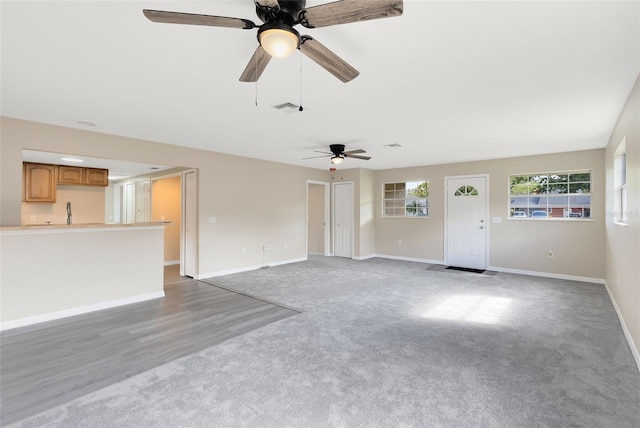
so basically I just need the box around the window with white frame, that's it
[614,139,627,223]
[383,181,429,217]
[509,171,591,219]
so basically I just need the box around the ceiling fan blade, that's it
[343,149,366,155]
[345,154,371,161]
[313,150,333,155]
[300,0,403,28]
[299,37,359,83]
[303,155,331,160]
[143,9,256,29]
[239,46,272,82]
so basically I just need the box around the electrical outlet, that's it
[263,244,271,251]
[548,249,554,258]
[398,239,402,246]
[29,215,37,223]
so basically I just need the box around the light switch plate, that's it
[208,216,217,224]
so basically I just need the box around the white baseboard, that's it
[488,265,605,284]
[603,281,640,372]
[198,257,308,280]
[368,254,444,265]
[164,260,180,266]
[0,291,166,331]
[352,254,376,261]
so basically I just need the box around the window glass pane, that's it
[569,173,590,182]
[548,183,568,194]
[549,174,568,183]
[569,183,590,194]
[510,176,529,195]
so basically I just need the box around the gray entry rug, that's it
[12,256,640,428]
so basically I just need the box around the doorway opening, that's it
[307,181,330,257]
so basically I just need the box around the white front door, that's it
[333,182,353,258]
[446,176,487,270]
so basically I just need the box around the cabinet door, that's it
[57,165,84,184]
[24,163,56,202]
[84,168,108,186]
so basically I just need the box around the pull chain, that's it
[299,51,304,112]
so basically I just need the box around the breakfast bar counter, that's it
[0,223,166,330]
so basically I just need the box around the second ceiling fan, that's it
[143,0,403,83]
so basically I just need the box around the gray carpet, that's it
[12,257,640,427]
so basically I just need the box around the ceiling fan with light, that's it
[143,0,403,83]
[304,144,371,164]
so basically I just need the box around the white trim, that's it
[369,254,444,265]
[352,254,376,261]
[181,169,198,278]
[198,256,307,279]
[0,291,165,331]
[603,281,640,372]
[307,180,331,257]
[487,265,605,284]
[0,224,164,235]
[164,260,180,266]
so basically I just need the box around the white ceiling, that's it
[2,1,639,172]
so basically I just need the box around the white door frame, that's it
[332,181,354,258]
[307,180,331,257]
[444,174,490,269]
[181,169,198,278]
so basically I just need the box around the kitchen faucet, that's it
[66,202,72,225]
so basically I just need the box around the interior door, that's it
[135,180,151,223]
[446,176,487,270]
[183,170,197,278]
[333,182,353,258]
[124,182,136,224]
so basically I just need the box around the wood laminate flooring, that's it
[0,266,299,425]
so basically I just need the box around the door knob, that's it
[480,226,484,229]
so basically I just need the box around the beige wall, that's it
[152,176,181,263]
[373,149,606,279]
[21,184,106,225]
[1,117,329,277]
[605,74,640,365]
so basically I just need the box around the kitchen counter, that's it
[0,222,165,232]
[1,223,166,329]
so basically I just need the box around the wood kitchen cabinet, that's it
[23,162,56,202]
[57,165,84,184]
[58,165,108,186]
[84,168,108,186]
